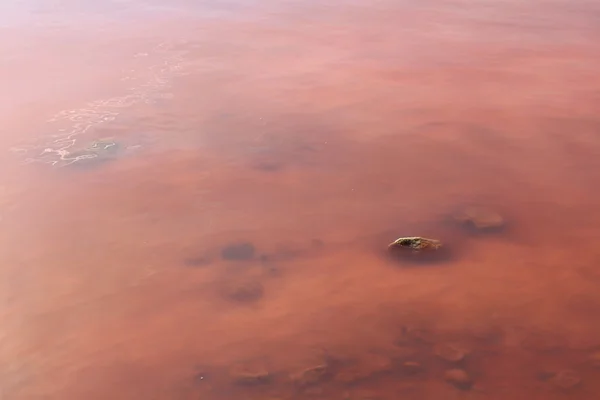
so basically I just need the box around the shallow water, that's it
[2,0,600,398]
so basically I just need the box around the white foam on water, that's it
[10,40,190,167]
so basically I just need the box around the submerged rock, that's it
[230,361,271,385]
[223,279,264,302]
[182,256,211,267]
[401,361,423,375]
[387,236,449,263]
[434,343,467,363]
[399,326,437,344]
[290,356,331,387]
[552,370,581,389]
[453,206,504,231]
[388,237,442,252]
[444,368,472,390]
[221,242,256,261]
[335,354,393,384]
[252,159,285,172]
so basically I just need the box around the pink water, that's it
[2,1,600,398]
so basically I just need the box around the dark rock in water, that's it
[223,279,264,302]
[387,237,451,264]
[453,206,505,232]
[388,237,442,252]
[536,369,556,382]
[183,256,211,267]
[252,160,284,172]
[444,368,472,390]
[221,242,256,261]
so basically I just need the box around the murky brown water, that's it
[2,0,600,398]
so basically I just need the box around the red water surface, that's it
[2,0,600,399]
